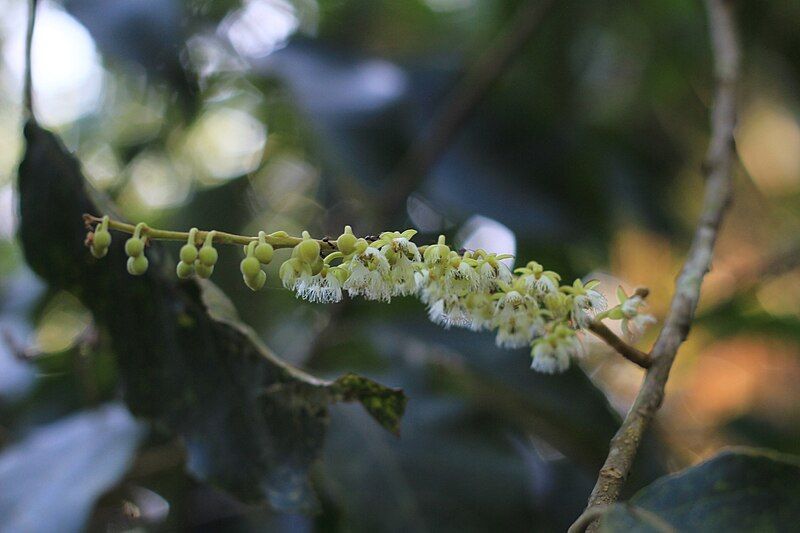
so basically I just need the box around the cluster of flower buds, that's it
[124,223,149,275]
[86,217,656,373]
[240,232,274,291]
[176,229,220,280]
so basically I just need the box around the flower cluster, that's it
[275,229,655,373]
[86,217,656,373]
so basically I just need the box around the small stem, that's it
[84,213,338,252]
[588,321,651,369]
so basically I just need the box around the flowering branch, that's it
[574,0,739,528]
[83,213,656,374]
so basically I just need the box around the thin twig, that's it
[587,321,651,369]
[576,0,739,528]
[84,213,339,253]
[23,0,38,118]
[382,0,555,212]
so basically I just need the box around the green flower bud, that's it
[354,238,368,255]
[198,231,218,267]
[337,225,357,255]
[297,237,320,263]
[125,237,144,258]
[198,245,218,267]
[127,255,149,276]
[180,243,198,264]
[244,270,267,291]
[254,242,274,264]
[195,262,214,279]
[90,241,108,258]
[240,256,261,278]
[176,261,194,279]
[93,229,111,249]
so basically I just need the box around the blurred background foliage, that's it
[1,0,800,531]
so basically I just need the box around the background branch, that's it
[381,0,555,213]
[23,0,37,118]
[576,0,740,526]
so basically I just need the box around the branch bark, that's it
[23,0,38,118]
[576,0,739,527]
[587,321,651,369]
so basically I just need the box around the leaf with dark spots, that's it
[330,373,408,436]
[599,448,800,532]
[15,119,405,511]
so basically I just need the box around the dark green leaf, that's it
[600,447,800,532]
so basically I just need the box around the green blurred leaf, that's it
[698,296,800,345]
[599,448,800,532]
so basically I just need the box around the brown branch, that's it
[569,504,677,533]
[381,0,555,213]
[587,321,651,369]
[568,504,614,533]
[575,0,740,528]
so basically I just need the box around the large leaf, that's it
[16,120,405,511]
[599,448,800,531]
[0,403,145,533]
[311,318,666,532]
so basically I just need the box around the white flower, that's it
[427,294,471,328]
[530,327,582,374]
[621,313,657,340]
[343,247,392,301]
[415,268,444,305]
[382,237,421,297]
[516,261,560,296]
[616,292,657,340]
[531,340,570,373]
[476,256,513,291]
[279,258,309,291]
[493,291,541,348]
[295,268,344,303]
[464,292,495,331]
[533,274,559,295]
[574,289,607,316]
[621,295,644,317]
[563,279,607,327]
[444,259,480,295]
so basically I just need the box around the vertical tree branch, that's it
[24,0,38,118]
[575,0,739,527]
